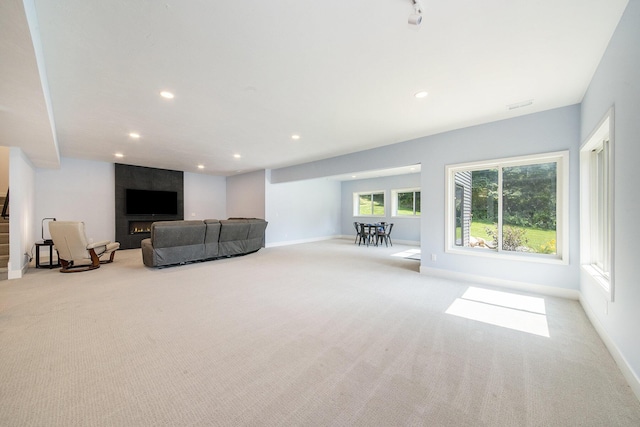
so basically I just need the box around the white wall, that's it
[33,157,230,244]
[226,170,266,219]
[9,148,36,279]
[579,0,640,398]
[341,173,421,244]
[265,172,341,246]
[272,105,581,293]
[35,158,115,242]
[418,106,581,293]
[184,172,227,220]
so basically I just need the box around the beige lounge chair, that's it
[49,221,120,273]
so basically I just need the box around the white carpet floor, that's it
[1,239,639,426]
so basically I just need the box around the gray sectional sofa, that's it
[141,218,268,267]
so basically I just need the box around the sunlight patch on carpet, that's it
[446,287,550,337]
[392,248,421,260]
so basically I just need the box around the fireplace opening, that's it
[129,221,154,235]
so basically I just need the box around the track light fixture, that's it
[408,0,424,26]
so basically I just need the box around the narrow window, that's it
[580,110,613,299]
[592,141,611,274]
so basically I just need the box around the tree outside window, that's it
[448,152,567,260]
[356,192,385,216]
[396,190,420,216]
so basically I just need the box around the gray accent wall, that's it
[115,164,184,250]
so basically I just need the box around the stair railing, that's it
[2,189,8,219]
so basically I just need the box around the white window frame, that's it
[392,188,421,217]
[353,191,386,217]
[580,108,614,301]
[445,151,569,264]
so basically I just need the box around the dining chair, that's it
[353,221,360,244]
[376,223,394,247]
[357,223,371,246]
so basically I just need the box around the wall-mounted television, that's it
[126,189,178,215]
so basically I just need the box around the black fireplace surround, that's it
[115,164,184,249]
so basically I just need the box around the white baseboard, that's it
[580,296,640,403]
[337,235,420,246]
[266,235,340,248]
[8,270,22,279]
[8,259,27,280]
[419,266,580,300]
[268,236,420,248]
[384,238,420,246]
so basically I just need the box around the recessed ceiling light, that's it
[414,91,429,98]
[291,134,301,140]
[115,153,124,158]
[351,175,356,178]
[160,91,174,99]
[233,154,241,159]
[129,132,140,139]
[197,164,205,169]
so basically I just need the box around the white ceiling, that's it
[1,0,629,176]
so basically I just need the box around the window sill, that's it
[581,264,612,302]
[446,246,568,265]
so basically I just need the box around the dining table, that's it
[358,222,386,247]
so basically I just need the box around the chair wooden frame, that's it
[59,249,100,273]
[49,221,119,273]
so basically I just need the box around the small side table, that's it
[35,241,60,269]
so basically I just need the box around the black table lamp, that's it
[42,218,56,244]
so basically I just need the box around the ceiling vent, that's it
[506,99,534,110]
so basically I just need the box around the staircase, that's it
[0,195,8,280]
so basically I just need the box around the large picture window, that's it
[354,191,385,216]
[446,151,568,263]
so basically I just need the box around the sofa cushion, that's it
[144,220,206,266]
[151,220,205,248]
[218,219,250,256]
[204,219,221,259]
[245,219,268,253]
